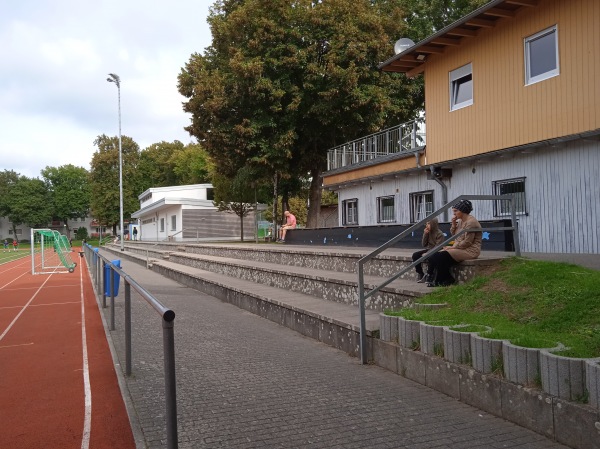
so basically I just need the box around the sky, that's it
[0,0,214,179]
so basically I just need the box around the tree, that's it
[89,135,142,234]
[41,165,91,237]
[179,0,425,228]
[400,0,490,41]
[8,177,53,232]
[171,143,212,185]
[0,170,20,218]
[212,166,268,242]
[137,140,183,190]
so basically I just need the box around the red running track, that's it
[0,252,135,449]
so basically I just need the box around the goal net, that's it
[31,229,77,275]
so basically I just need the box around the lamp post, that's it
[106,73,124,251]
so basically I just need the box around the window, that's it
[206,188,214,201]
[342,199,358,225]
[525,26,559,85]
[377,196,395,223]
[449,63,473,111]
[409,191,434,223]
[160,218,165,232]
[171,215,177,231]
[493,178,526,216]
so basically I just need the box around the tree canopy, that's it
[41,164,91,236]
[178,0,425,227]
[89,134,142,233]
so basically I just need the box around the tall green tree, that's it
[171,143,212,185]
[138,141,212,191]
[400,0,490,41]
[8,177,53,232]
[41,164,91,237]
[89,134,141,234]
[0,170,20,218]
[178,0,423,228]
[213,166,269,241]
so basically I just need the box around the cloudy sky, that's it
[1,0,214,179]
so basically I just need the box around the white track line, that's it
[79,263,92,449]
[0,274,53,342]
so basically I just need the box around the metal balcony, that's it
[326,118,426,171]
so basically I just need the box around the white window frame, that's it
[170,215,177,231]
[377,196,396,224]
[409,190,434,223]
[449,63,473,111]
[493,177,527,217]
[525,25,559,86]
[160,218,165,232]
[342,199,358,226]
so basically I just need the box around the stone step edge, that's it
[102,246,380,334]
[167,251,425,298]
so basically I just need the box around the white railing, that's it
[326,118,426,171]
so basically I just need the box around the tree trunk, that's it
[272,173,278,240]
[239,203,245,242]
[306,166,322,229]
[11,223,18,243]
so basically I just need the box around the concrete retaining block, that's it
[586,359,600,408]
[379,313,398,343]
[471,333,504,374]
[420,322,446,357]
[443,327,473,366]
[397,317,421,349]
[553,398,600,449]
[540,350,586,401]
[502,341,541,386]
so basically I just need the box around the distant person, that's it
[132,227,138,241]
[424,199,482,287]
[12,240,18,252]
[277,210,297,242]
[412,218,444,283]
[3,239,8,252]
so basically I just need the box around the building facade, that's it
[322,0,599,254]
[131,184,257,242]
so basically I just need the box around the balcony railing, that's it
[326,118,426,171]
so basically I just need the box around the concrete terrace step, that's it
[99,246,381,355]
[165,251,428,311]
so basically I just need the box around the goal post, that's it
[31,228,77,275]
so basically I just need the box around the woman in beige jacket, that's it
[425,199,482,287]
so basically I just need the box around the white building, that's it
[131,184,256,242]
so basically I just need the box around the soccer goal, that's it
[31,229,77,275]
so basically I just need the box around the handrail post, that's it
[125,281,132,376]
[358,263,368,364]
[510,195,521,256]
[163,318,178,449]
[101,260,106,308]
[110,266,116,331]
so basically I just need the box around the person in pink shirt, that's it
[278,210,297,242]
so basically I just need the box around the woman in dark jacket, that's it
[425,199,482,287]
[412,218,444,282]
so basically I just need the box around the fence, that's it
[83,244,179,449]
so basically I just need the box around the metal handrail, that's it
[83,244,178,449]
[357,194,521,364]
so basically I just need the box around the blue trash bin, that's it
[104,260,121,297]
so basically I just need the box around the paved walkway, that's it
[98,250,569,449]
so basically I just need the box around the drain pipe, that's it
[430,166,449,222]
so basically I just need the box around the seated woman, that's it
[412,218,444,283]
[425,199,482,287]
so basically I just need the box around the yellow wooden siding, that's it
[424,0,599,165]
[322,154,424,187]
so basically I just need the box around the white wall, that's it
[336,140,600,254]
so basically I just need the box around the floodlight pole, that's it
[107,73,125,251]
